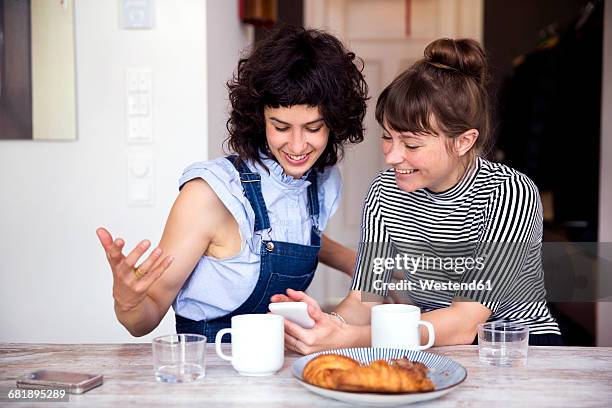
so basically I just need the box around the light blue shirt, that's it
[172,155,342,321]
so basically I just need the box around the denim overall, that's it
[175,155,321,341]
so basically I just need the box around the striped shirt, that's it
[351,156,561,335]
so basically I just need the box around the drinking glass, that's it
[152,334,207,382]
[478,322,529,367]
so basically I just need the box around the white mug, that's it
[215,314,284,376]
[371,304,435,350]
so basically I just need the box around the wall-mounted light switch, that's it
[126,68,153,143]
[127,153,154,206]
[119,0,155,29]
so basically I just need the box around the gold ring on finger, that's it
[133,266,145,279]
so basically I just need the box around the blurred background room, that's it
[1,0,610,346]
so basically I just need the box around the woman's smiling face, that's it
[264,105,329,178]
[381,120,473,193]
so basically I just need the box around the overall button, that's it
[265,242,275,252]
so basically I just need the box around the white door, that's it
[305,0,484,309]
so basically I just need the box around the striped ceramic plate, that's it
[291,347,467,406]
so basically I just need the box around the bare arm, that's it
[332,292,491,348]
[420,301,491,345]
[335,296,491,347]
[334,290,381,325]
[318,234,357,277]
[320,290,380,349]
[274,289,491,354]
[100,179,233,337]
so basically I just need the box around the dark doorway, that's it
[485,0,604,346]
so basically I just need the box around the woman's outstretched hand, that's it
[270,288,350,355]
[96,227,174,312]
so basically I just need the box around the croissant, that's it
[302,354,360,389]
[390,357,429,377]
[336,360,434,393]
[303,354,435,394]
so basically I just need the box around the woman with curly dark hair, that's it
[95,26,368,341]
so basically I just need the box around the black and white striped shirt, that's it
[351,156,561,335]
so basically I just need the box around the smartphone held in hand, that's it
[269,302,315,329]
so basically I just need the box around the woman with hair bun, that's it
[95,25,368,340]
[273,38,563,352]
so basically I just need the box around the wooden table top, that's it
[1,343,611,407]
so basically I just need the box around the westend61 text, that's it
[373,279,493,292]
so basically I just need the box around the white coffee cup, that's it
[215,314,284,376]
[371,304,435,350]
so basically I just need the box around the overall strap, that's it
[225,155,271,231]
[306,170,320,221]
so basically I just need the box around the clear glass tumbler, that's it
[478,322,529,367]
[152,334,207,382]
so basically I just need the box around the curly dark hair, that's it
[225,25,369,172]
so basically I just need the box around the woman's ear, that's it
[454,129,479,157]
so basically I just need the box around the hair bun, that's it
[423,38,486,83]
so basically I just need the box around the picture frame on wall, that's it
[0,0,33,140]
[0,0,77,141]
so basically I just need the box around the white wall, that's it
[0,0,211,343]
[597,0,612,346]
[206,0,252,159]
